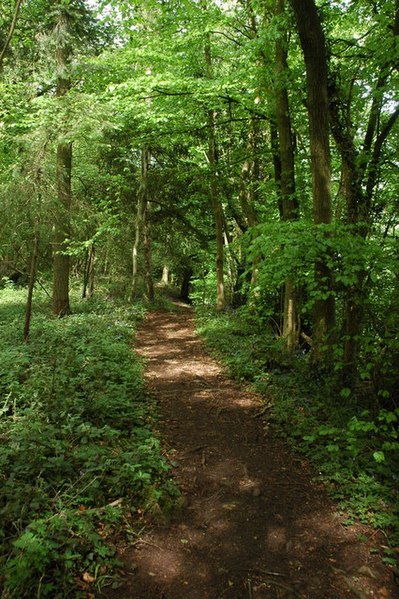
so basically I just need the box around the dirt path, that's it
[105,306,396,599]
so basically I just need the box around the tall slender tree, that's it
[52,3,73,316]
[289,0,336,359]
[274,0,299,350]
[141,144,154,302]
[205,30,225,311]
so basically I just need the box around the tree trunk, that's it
[328,80,364,385]
[24,221,40,342]
[142,146,154,303]
[179,267,193,303]
[208,110,225,311]
[129,195,142,302]
[275,0,300,351]
[270,122,283,219]
[290,0,336,359]
[24,155,45,341]
[53,141,72,316]
[52,7,72,317]
[239,116,259,229]
[83,244,95,299]
[128,145,154,303]
[205,34,225,311]
[161,265,169,286]
[240,117,261,293]
[143,204,154,302]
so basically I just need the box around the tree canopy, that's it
[1,0,398,386]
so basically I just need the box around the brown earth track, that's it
[103,304,397,599]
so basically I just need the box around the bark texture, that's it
[290,0,336,358]
[142,146,154,303]
[275,0,300,350]
[24,224,40,342]
[53,141,72,316]
[83,244,95,299]
[205,33,225,311]
[52,7,72,317]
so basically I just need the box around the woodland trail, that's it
[105,304,396,599]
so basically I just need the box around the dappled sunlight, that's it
[106,308,395,599]
[136,545,184,583]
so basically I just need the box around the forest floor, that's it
[104,303,397,599]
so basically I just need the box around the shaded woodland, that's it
[0,0,398,596]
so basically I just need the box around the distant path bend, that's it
[106,305,396,599]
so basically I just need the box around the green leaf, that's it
[340,387,351,399]
[372,451,385,463]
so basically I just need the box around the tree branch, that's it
[374,104,399,157]
[0,0,24,70]
[366,104,399,202]
[149,202,211,246]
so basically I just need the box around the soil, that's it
[103,303,398,599]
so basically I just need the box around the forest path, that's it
[105,305,394,599]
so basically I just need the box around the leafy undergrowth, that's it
[196,306,399,561]
[0,287,176,598]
